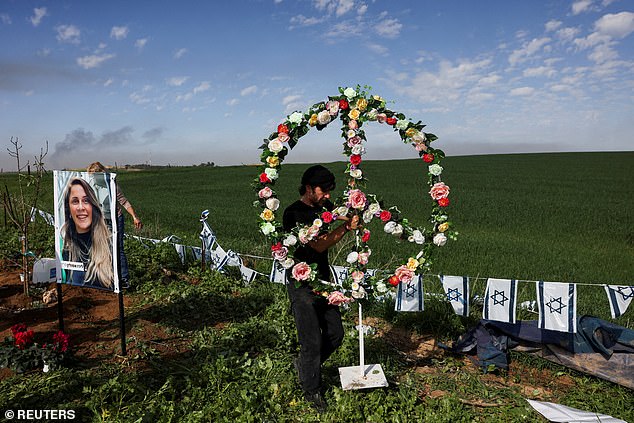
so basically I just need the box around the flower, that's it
[405,127,418,138]
[14,329,34,350]
[278,124,289,134]
[317,110,331,125]
[438,222,449,232]
[348,189,367,209]
[258,187,273,199]
[408,229,425,244]
[51,331,70,353]
[10,323,27,336]
[348,120,358,129]
[292,262,313,281]
[266,156,280,167]
[339,98,349,110]
[428,164,443,176]
[259,173,271,183]
[391,224,403,237]
[433,232,447,246]
[379,210,392,222]
[386,117,397,125]
[361,229,371,242]
[438,197,450,207]
[396,119,409,130]
[327,291,351,306]
[356,97,368,111]
[368,203,381,214]
[406,257,420,270]
[277,132,290,143]
[346,251,359,263]
[343,87,357,98]
[395,265,415,284]
[429,182,450,200]
[261,222,276,235]
[321,211,334,223]
[268,139,284,153]
[260,209,274,221]
[283,234,297,247]
[376,113,387,123]
[423,153,434,163]
[264,168,278,180]
[280,257,295,269]
[384,221,398,234]
[366,109,378,120]
[351,270,365,283]
[272,245,288,261]
[362,209,374,223]
[351,145,364,155]
[326,100,340,115]
[358,251,370,265]
[351,285,366,299]
[349,108,361,120]
[349,168,362,179]
[265,198,280,211]
[388,275,400,286]
[288,111,303,124]
[309,114,318,126]
[350,154,362,166]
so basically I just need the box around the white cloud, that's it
[282,95,302,105]
[104,78,114,87]
[594,12,634,39]
[37,48,50,57]
[375,18,402,38]
[478,73,501,86]
[290,14,325,27]
[588,43,618,63]
[556,27,580,42]
[572,0,593,15]
[545,20,562,32]
[193,82,211,94]
[1,13,11,25]
[508,37,551,65]
[129,91,151,105]
[240,85,258,96]
[357,4,368,15]
[30,7,47,27]
[77,53,115,69]
[135,38,148,49]
[174,48,188,59]
[335,0,354,16]
[366,43,388,55]
[56,24,81,44]
[166,76,189,87]
[510,86,535,96]
[523,66,556,78]
[110,26,129,40]
[227,98,239,106]
[313,0,355,17]
[573,31,611,49]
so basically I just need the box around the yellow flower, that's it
[308,113,318,126]
[356,98,368,112]
[405,127,418,139]
[438,222,449,232]
[260,209,274,221]
[349,108,361,120]
[406,257,419,270]
[373,95,383,102]
[266,156,280,167]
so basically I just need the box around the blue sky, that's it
[1,0,633,170]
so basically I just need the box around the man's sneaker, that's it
[305,391,327,413]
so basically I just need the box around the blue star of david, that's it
[546,296,566,314]
[447,288,462,302]
[491,290,508,306]
[405,283,417,298]
[338,269,348,281]
[616,286,634,300]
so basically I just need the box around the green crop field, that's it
[1,152,633,421]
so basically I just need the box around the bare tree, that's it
[2,137,48,296]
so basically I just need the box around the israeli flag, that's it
[240,265,258,285]
[330,265,349,287]
[604,285,634,319]
[441,275,470,317]
[174,244,186,264]
[483,278,518,323]
[394,275,424,312]
[537,281,577,333]
[269,261,287,284]
[208,244,227,270]
[191,247,202,261]
[199,220,216,251]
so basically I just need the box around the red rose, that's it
[379,210,391,222]
[361,229,371,243]
[277,124,289,134]
[438,197,450,207]
[11,323,27,336]
[386,117,397,125]
[271,242,282,252]
[339,99,349,110]
[350,154,362,166]
[423,153,434,163]
[259,173,271,183]
[321,211,334,223]
[14,329,34,350]
[388,275,400,286]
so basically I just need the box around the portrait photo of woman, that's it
[58,176,116,290]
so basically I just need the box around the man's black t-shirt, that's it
[283,199,333,282]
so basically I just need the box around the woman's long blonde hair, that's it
[61,178,114,288]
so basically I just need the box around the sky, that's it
[1,0,633,170]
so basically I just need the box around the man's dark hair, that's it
[299,165,336,195]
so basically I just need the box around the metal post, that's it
[359,301,365,378]
[118,290,127,355]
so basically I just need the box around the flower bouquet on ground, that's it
[0,323,72,373]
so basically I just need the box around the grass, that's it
[1,152,633,421]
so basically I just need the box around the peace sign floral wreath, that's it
[254,85,457,305]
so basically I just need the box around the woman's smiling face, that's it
[69,183,93,234]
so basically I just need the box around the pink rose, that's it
[327,291,351,306]
[429,182,450,200]
[395,265,414,284]
[258,187,273,199]
[415,142,428,152]
[326,100,340,116]
[351,270,365,283]
[358,252,370,265]
[348,189,367,210]
[277,132,290,143]
[348,120,358,130]
[347,136,362,148]
[292,262,312,281]
[376,113,387,123]
[272,245,288,261]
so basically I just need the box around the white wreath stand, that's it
[338,300,389,390]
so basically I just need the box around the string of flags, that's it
[31,208,634,331]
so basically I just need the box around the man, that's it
[282,165,359,412]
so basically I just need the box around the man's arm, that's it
[309,215,360,253]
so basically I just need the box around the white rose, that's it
[351,145,364,155]
[366,109,378,121]
[396,119,409,130]
[408,229,425,245]
[268,139,283,153]
[261,222,275,235]
[265,198,280,211]
[351,282,360,291]
[334,206,349,217]
[433,232,447,246]
[346,251,359,264]
[347,129,356,139]
[317,110,331,125]
[391,224,403,237]
[362,209,374,223]
[283,234,297,247]
[351,286,366,299]
[280,257,295,269]
[384,221,398,234]
[428,164,443,176]
[412,132,426,143]
[343,87,357,98]
[350,168,362,179]
[368,203,381,215]
[313,219,323,227]
[376,281,388,293]
[288,112,303,124]
[264,168,278,180]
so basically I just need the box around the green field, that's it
[1,152,633,421]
